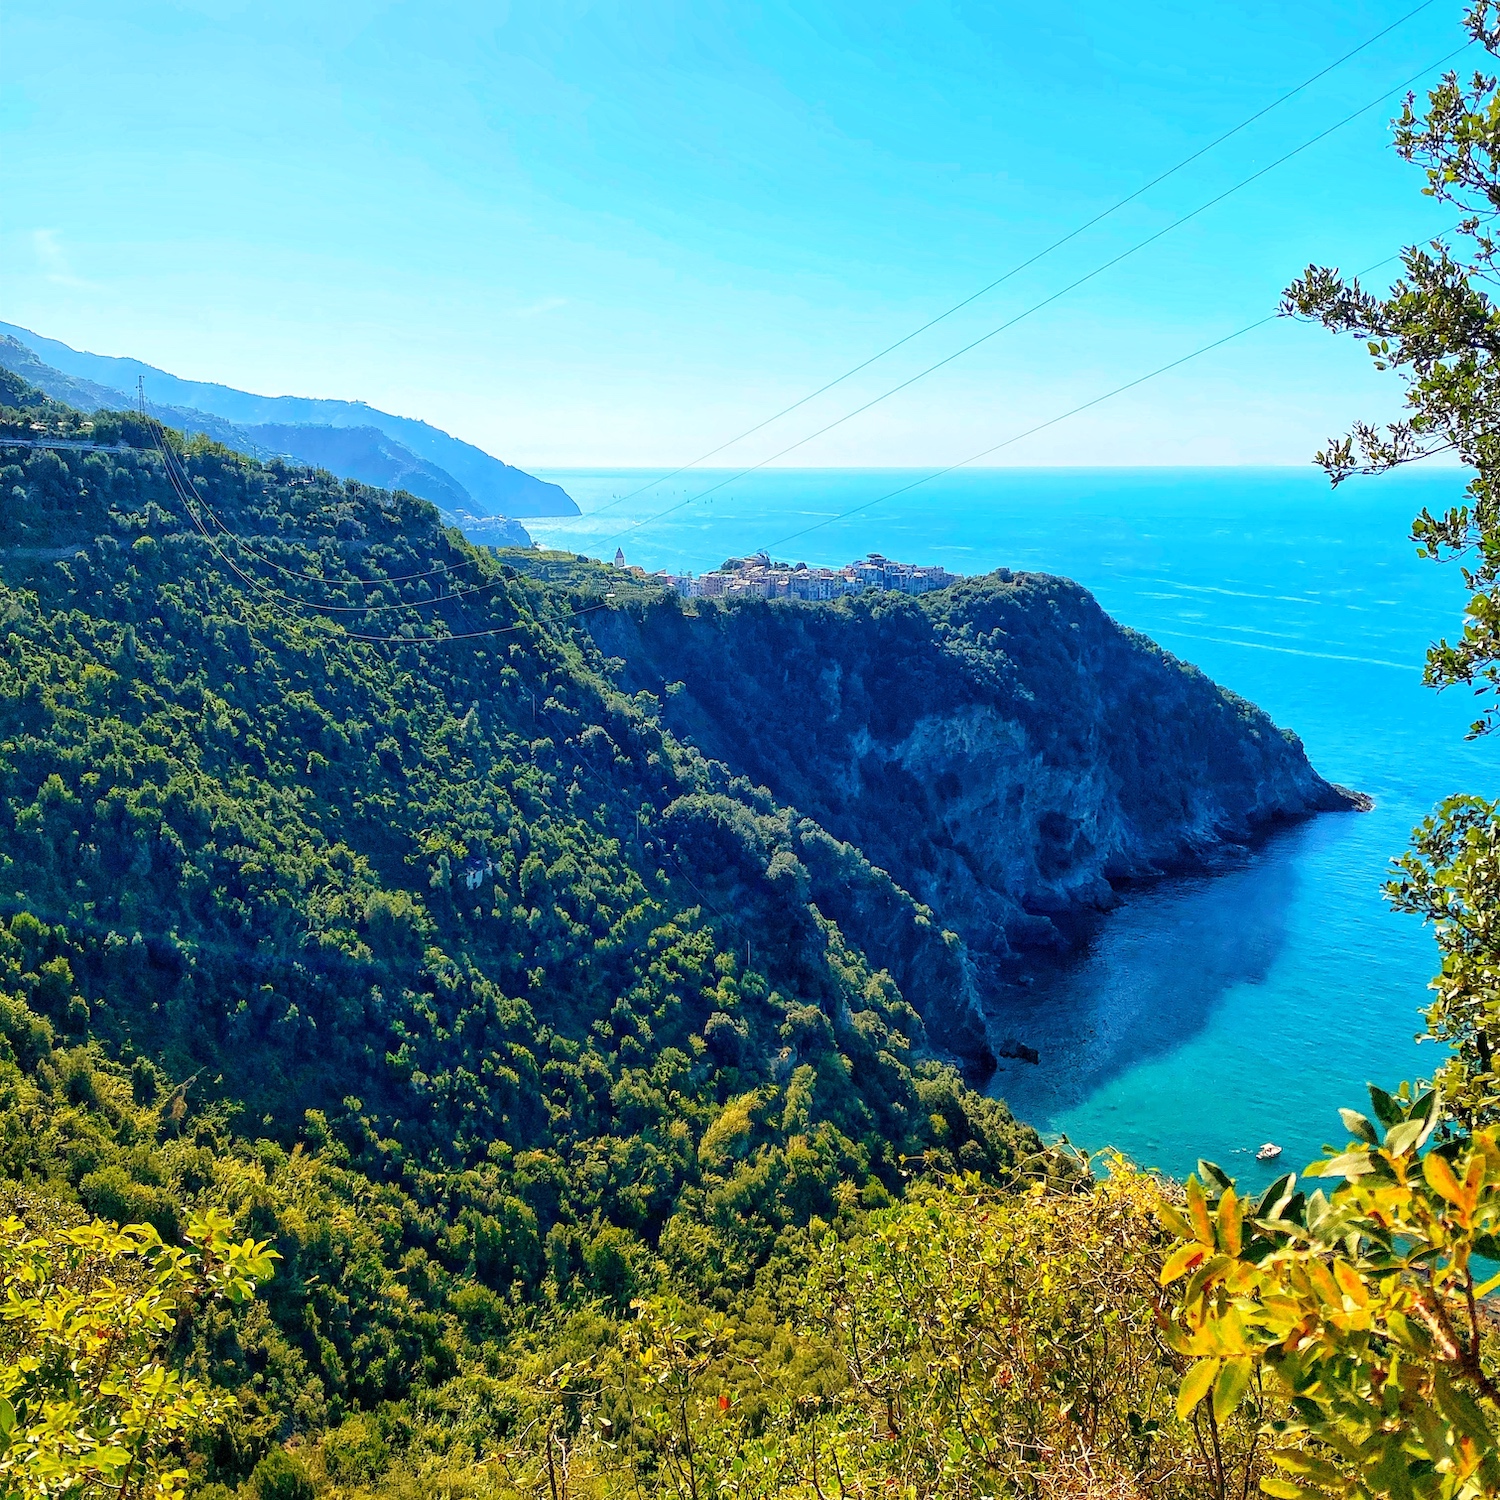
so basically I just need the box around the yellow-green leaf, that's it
[1217,1187,1243,1257]
[1331,1260,1368,1308]
[1176,1357,1219,1422]
[1261,1481,1333,1500]
[1213,1355,1253,1422]
[1273,1451,1347,1485]
[1423,1150,1465,1208]
[1157,1203,1195,1240]
[1159,1241,1206,1285]
[1186,1177,1214,1246]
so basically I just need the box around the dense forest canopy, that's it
[0,368,1091,1491]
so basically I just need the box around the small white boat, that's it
[1255,1142,1282,1162]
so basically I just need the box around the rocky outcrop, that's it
[591,570,1364,971]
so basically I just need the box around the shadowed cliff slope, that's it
[587,571,1364,965]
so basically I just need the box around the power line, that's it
[0,437,132,454]
[162,441,491,589]
[593,41,1471,557]
[139,410,608,645]
[757,243,1424,554]
[146,420,534,614]
[762,321,1279,552]
[582,0,1446,521]
[342,600,611,646]
[124,371,489,590]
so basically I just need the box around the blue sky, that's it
[0,0,1471,468]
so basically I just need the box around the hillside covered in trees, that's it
[0,369,1387,1497]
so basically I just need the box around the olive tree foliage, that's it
[1284,1,1500,736]
[1161,1089,1500,1500]
[1387,794,1500,1124]
[1158,13,1500,1494]
[0,1208,275,1500]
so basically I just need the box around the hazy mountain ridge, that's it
[0,335,533,546]
[0,322,578,518]
[0,335,254,451]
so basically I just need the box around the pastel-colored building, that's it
[663,551,959,601]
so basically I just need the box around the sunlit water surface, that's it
[526,467,1495,1180]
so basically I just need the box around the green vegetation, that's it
[1286,4,1500,740]
[0,334,1309,1496]
[0,355,1340,1500]
[12,8,1500,1494]
[0,367,1091,1494]
[1161,1093,1500,1500]
[1149,7,1500,1496]
[0,1207,274,1500]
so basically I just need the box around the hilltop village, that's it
[613,547,961,600]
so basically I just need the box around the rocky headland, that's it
[588,568,1366,1000]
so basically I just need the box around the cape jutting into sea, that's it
[526,465,1495,1180]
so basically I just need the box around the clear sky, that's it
[0,0,1473,469]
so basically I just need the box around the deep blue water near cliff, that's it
[527,467,1496,1182]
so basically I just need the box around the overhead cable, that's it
[148,424,532,614]
[202,457,488,588]
[584,0,1446,519]
[141,411,606,644]
[594,41,1472,555]
[757,243,1428,553]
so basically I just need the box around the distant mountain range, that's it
[0,323,577,522]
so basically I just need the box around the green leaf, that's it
[1433,1368,1497,1449]
[1176,1358,1219,1422]
[1198,1160,1234,1194]
[1316,1147,1378,1179]
[1254,1173,1298,1221]
[1384,1120,1425,1157]
[1413,1088,1442,1151]
[1157,1202,1195,1241]
[1213,1356,1253,1422]
[1338,1108,1379,1144]
[1273,1451,1347,1485]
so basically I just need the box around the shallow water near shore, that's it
[528,466,1496,1180]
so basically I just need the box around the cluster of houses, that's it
[612,548,959,601]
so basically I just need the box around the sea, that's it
[526,467,1496,1186]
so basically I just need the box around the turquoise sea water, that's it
[528,467,1496,1182]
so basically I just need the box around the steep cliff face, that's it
[590,570,1363,965]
